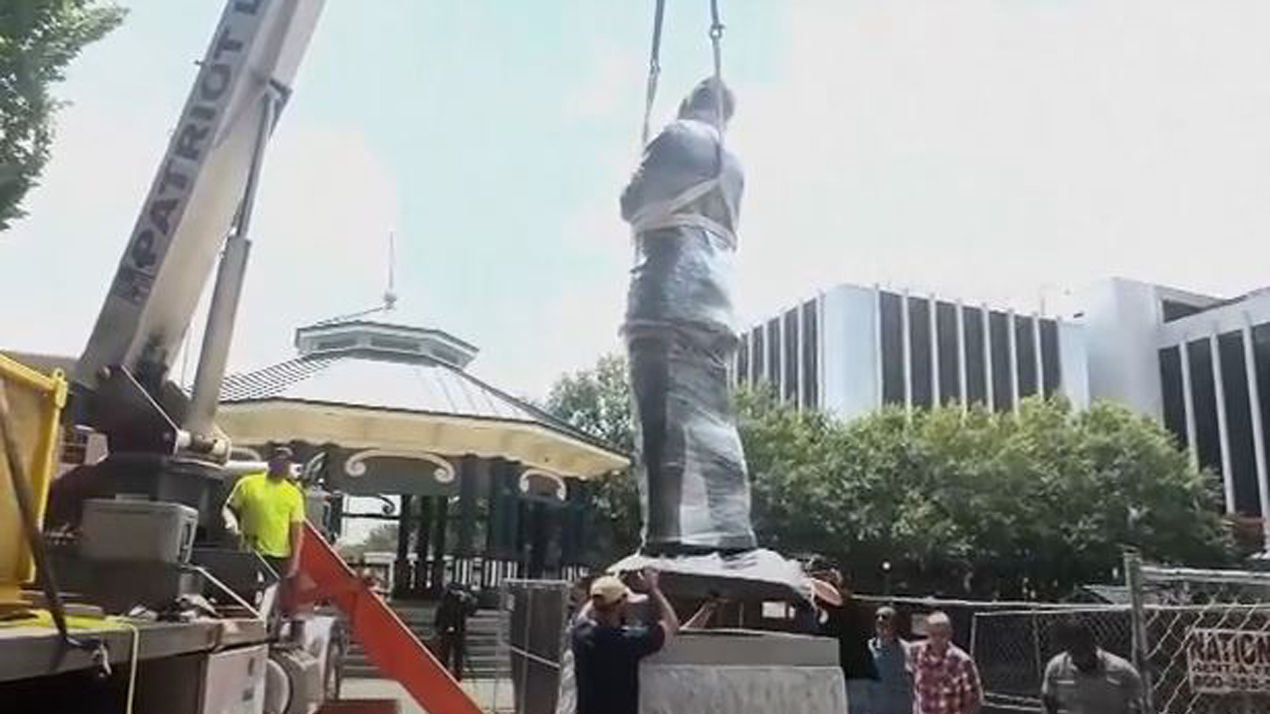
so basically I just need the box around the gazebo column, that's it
[502,462,521,562]
[561,480,583,568]
[484,458,520,585]
[394,494,414,599]
[457,456,478,556]
[415,496,433,596]
[517,498,530,578]
[528,502,548,579]
[431,495,449,596]
[454,456,478,589]
[484,459,500,590]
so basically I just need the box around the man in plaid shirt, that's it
[908,611,983,714]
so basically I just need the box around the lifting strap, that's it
[640,0,727,151]
[709,0,726,157]
[631,2,736,252]
[641,0,667,147]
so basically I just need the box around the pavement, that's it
[341,677,516,714]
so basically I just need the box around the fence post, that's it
[1124,549,1155,714]
[1031,612,1044,688]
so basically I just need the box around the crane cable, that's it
[709,0,726,158]
[640,0,727,150]
[640,0,667,147]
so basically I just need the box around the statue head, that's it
[678,76,735,126]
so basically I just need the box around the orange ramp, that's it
[293,523,484,714]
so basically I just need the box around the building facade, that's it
[737,277,1270,530]
[1082,279,1270,522]
[734,283,1089,418]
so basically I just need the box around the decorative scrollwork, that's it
[343,448,456,483]
[518,468,568,501]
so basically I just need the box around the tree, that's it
[543,354,641,559]
[743,393,1237,598]
[545,355,1237,597]
[1,1,125,229]
[338,523,399,561]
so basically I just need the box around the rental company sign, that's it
[1187,628,1270,694]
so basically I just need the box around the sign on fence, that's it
[1186,628,1270,695]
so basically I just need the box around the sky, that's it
[4,1,1270,400]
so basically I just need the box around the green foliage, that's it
[743,393,1236,598]
[1,0,125,229]
[544,354,640,558]
[338,522,399,561]
[544,354,633,453]
[544,355,1236,596]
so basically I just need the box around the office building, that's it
[734,283,1088,417]
[737,277,1270,525]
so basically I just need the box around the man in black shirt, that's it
[434,583,478,680]
[572,568,680,714]
[816,569,879,714]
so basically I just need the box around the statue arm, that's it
[620,124,708,223]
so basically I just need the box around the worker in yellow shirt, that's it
[223,445,306,582]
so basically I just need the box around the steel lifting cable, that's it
[641,0,727,150]
[709,0,726,156]
[641,0,667,146]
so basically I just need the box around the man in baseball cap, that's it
[572,568,679,714]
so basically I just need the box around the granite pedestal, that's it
[638,629,847,714]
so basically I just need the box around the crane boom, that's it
[74,0,324,413]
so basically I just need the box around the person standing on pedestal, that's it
[621,76,754,554]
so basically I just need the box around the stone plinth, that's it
[639,630,847,714]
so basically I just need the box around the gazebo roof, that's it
[217,319,629,478]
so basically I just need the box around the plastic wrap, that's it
[620,108,753,553]
[609,548,812,602]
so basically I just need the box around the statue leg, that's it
[628,325,756,554]
[628,330,683,549]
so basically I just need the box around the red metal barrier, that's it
[292,523,483,714]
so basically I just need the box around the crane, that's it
[0,1,741,712]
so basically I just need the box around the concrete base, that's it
[639,630,847,714]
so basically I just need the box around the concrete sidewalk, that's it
[341,677,516,714]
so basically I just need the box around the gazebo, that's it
[217,317,628,599]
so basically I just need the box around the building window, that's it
[802,300,819,409]
[1016,316,1039,399]
[1162,299,1204,323]
[879,292,904,406]
[989,311,1012,412]
[753,327,766,386]
[908,297,933,408]
[784,309,799,403]
[1187,339,1222,476]
[1254,323,1270,494]
[766,319,781,387]
[936,301,959,405]
[1040,319,1062,397]
[1159,346,1187,449]
[963,306,987,406]
[1218,331,1259,516]
[737,333,750,387]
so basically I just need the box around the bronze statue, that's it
[620,77,755,554]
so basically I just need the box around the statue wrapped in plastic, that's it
[621,77,755,554]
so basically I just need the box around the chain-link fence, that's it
[971,606,1131,712]
[855,595,1129,712]
[1127,555,1270,714]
